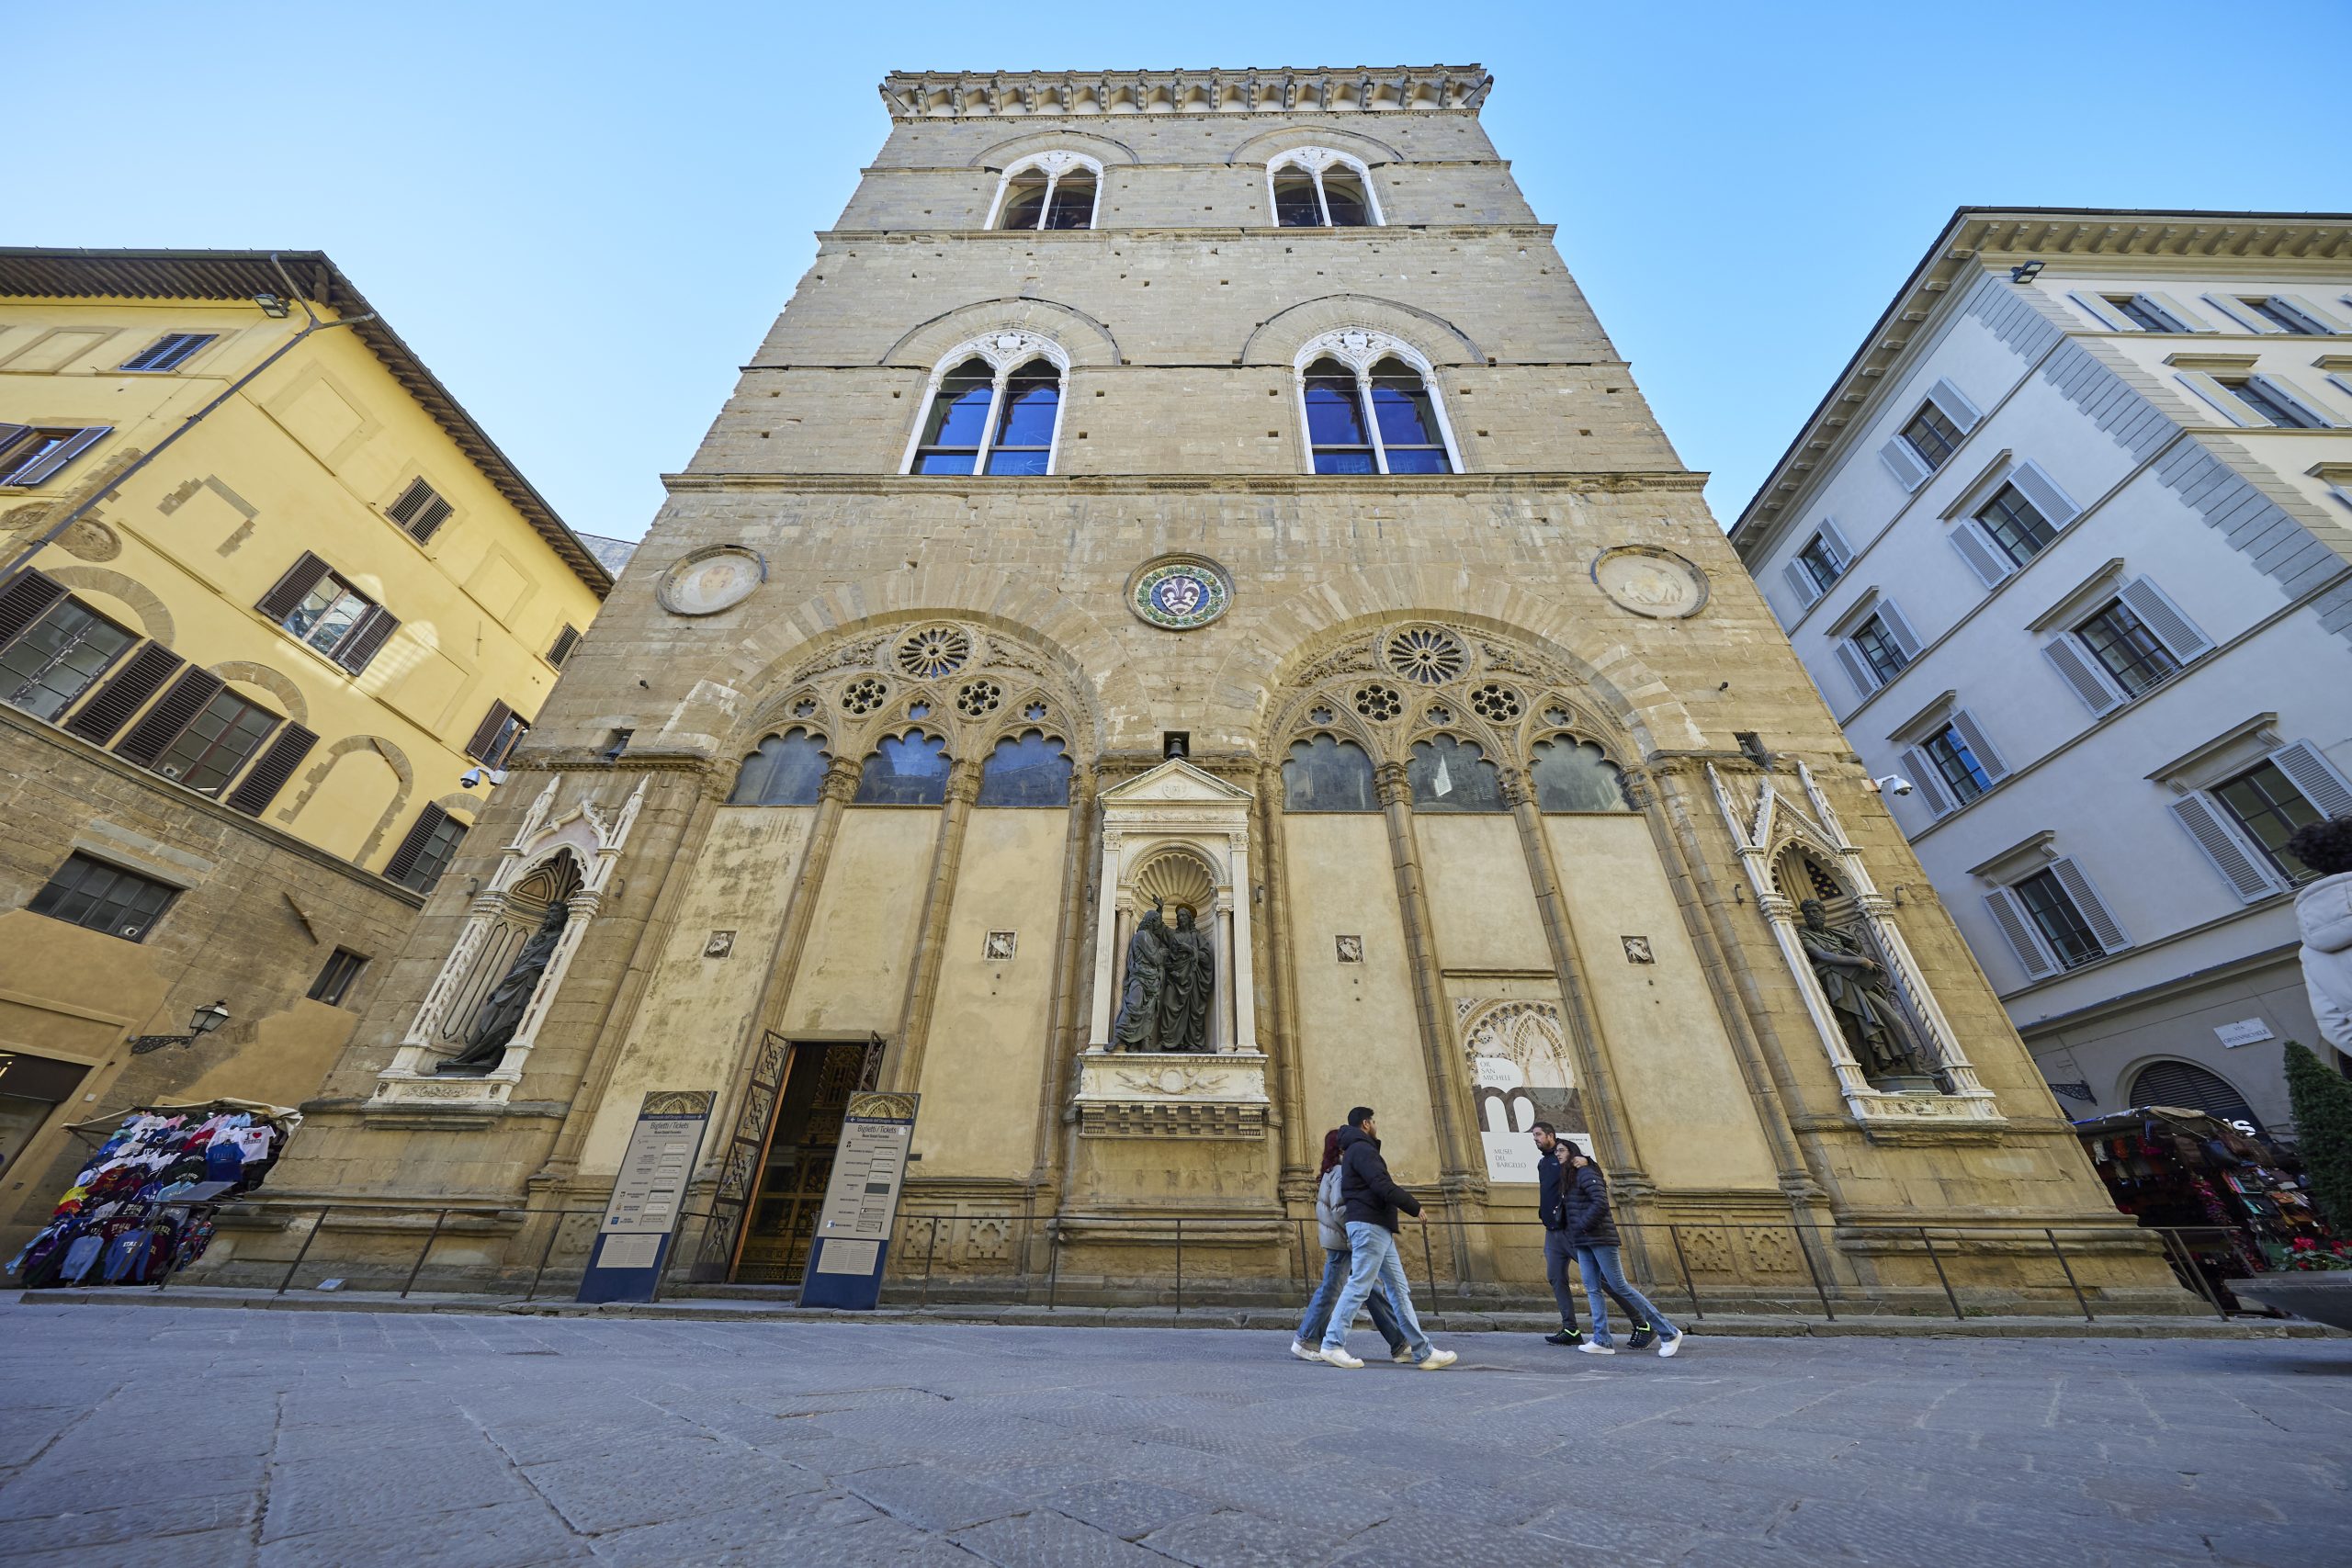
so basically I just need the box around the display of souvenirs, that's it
[2075,1105,2340,1308]
[6,1101,296,1290]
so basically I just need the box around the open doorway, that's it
[730,1039,875,1283]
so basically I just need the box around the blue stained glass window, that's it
[1408,736,1505,812]
[729,728,830,806]
[914,361,993,474]
[1531,739,1630,812]
[1281,735,1378,812]
[854,731,952,806]
[977,729,1072,807]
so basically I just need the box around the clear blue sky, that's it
[18,2,2345,541]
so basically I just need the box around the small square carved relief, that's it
[1622,935,1654,964]
[1335,934,1364,964]
[705,931,735,958]
[984,930,1018,962]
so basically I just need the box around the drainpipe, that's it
[0,255,377,584]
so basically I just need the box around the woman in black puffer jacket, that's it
[1564,1150,1688,1359]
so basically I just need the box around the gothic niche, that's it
[434,854,582,1075]
[1110,852,1219,1054]
[1771,847,1938,1091]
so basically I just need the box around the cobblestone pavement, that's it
[2,1303,2347,1568]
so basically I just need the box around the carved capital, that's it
[819,757,864,804]
[944,759,983,807]
[1374,761,1413,808]
[1496,765,1532,809]
[1616,768,1656,809]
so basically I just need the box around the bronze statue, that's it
[1796,897,1931,1082]
[1111,902,1169,1051]
[437,902,569,1075]
[1158,905,1217,1053]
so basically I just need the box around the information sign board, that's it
[577,1089,712,1304]
[800,1091,919,1311]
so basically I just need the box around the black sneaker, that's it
[1626,1325,1657,1351]
[1543,1328,1585,1347]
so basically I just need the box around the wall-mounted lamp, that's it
[2008,260,2045,284]
[129,999,231,1055]
[252,293,291,318]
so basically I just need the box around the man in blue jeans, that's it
[1317,1107,1456,1371]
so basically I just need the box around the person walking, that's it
[2289,818,2352,1057]
[1532,1123,1654,1350]
[1291,1127,1413,1362]
[1563,1146,1686,1358]
[1317,1107,1455,1370]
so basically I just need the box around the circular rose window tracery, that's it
[1385,626,1466,685]
[896,626,971,681]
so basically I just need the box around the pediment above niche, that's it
[1099,758,1254,805]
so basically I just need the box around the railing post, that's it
[2045,1228,2092,1323]
[1419,1218,1438,1315]
[1667,1224,1702,1321]
[920,1215,940,1308]
[524,1210,566,1303]
[1046,1218,1061,1311]
[1295,1216,1308,1296]
[2160,1227,2230,1320]
[1173,1218,1183,1316]
[1792,1224,1835,1322]
[650,1208,694,1303]
[1918,1226,1962,1321]
[401,1209,449,1300]
[277,1205,329,1296]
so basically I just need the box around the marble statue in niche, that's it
[1796,898,1933,1083]
[1157,906,1216,1054]
[1111,902,1170,1051]
[436,902,568,1075]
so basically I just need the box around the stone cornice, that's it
[814,225,1557,244]
[880,66,1492,119]
[661,471,1706,499]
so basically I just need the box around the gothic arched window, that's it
[1297,334,1457,476]
[728,728,830,807]
[1408,736,1505,812]
[906,340,1068,477]
[854,730,952,806]
[1282,735,1378,812]
[992,154,1101,231]
[1530,739,1631,813]
[977,729,1072,807]
[1267,151,1380,228]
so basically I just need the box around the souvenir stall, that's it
[2075,1105,2343,1309]
[5,1099,300,1290]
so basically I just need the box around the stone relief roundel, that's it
[1126,554,1233,632]
[1385,625,1467,685]
[1592,545,1709,620]
[658,546,767,616]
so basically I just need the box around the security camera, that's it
[459,766,508,791]
[1872,774,1915,798]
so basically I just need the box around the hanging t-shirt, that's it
[203,1141,244,1184]
[230,1127,274,1164]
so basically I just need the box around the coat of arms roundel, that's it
[1125,554,1234,631]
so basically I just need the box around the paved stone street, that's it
[2,1303,2347,1567]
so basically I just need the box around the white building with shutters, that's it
[1732,208,2352,1135]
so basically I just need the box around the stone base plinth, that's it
[1072,1049,1270,1139]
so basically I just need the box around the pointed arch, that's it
[1239,294,1483,367]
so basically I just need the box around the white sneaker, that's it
[1289,1340,1318,1362]
[1657,1333,1685,1359]
[1391,1347,1418,1363]
[1416,1348,1458,1371]
[1577,1340,1616,1356]
[1318,1346,1364,1368]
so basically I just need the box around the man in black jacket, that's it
[1315,1107,1456,1370]
[1533,1124,1654,1350]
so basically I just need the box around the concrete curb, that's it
[13,1286,2333,1338]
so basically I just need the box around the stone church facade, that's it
[255,65,2183,1307]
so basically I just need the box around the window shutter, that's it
[2251,375,2337,429]
[256,552,330,622]
[2006,462,2080,528]
[2067,291,2135,331]
[1815,518,1852,569]
[113,667,225,768]
[2278,296,2346,333]
[1877,601,1922,659]
[2175,371,2261,427]
[333,606,398,673]
[8,426,110,487]
[409,494,454,542]
[224,723,319,816]
[2168,795,2283,904]
[466,700,515,763]
[2199,293,2271,333]
[2041,637,2124,716]
[384,804,449,886]
[1949,708,2008,783]
[1947,521,2016,589]
[0,422,32,457]
[1900,746,1952,817]
[1781,561,1823,612]
[387,479,453,541]
[1984,886,2059,981]
[1835,641,1879,703]
[1879,436,1931,491]
[1928,378,1982,433]
[547,625,581,668]
[62,642,185,745]
[2140,293,2211,333]
[2269,739,2352,822]
[2050,856,2131,953]
[0,570,67,650]
[2117,577,2212,663]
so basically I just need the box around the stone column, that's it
[1256,761,1311,1182]
[888,757,982,1094]
[1030,763,1095,1200]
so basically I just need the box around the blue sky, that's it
[17,3,2344,540]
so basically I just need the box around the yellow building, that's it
[0,249,624,1252]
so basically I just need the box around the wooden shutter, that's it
[465,700,515,763]
[2007,462,2079,529]
[2271,740,2352,822]
[384,804,450,887]
[1927,378,1982,433]
[224,723,319,816]
[2140,293,2211,333]
[7,426,110,487]
[1900,746,1952,817]
[547,625,581,667]
[257,552,331,623]
[1949,708,2008,783]
[1835,641,1879,703]
[2117,577,2213,664]
[2051,856,2131,953]
[2251,375,2337,429]
[2041,637,2124,716]
[1948,521,2016,589]
[0,570,67,650]
[387,479,453,542]
[1877,601,1922,660]
[1781,561,1823,613]
[113,667,225,768]
[2169,795,2282,904]
[1879,435,1930,491]
[2175,370,2260,427]
[1815,519,1852,570]
[1983,887,2059,982]
[333,605,398,673]
[2067,291,2135,331]
[2278,295,2347,333]
[62,642,185,745]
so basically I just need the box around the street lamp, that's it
[129,1000,232,1055]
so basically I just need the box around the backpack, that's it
[1316,1163,1348,1251]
